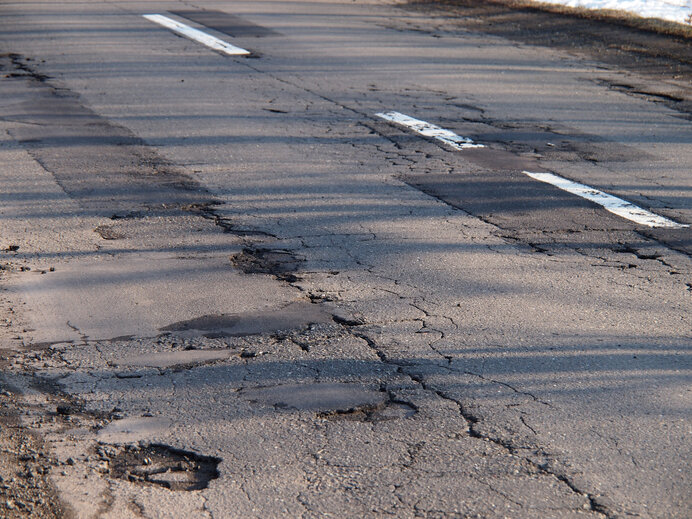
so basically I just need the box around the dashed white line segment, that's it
[375,111,484,150]
[524,171,688,229]
[143,14,250,56]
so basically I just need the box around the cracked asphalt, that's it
[0,0,690,517]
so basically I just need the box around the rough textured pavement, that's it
[0,1,690,518]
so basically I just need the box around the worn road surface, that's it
[0,0,690,517]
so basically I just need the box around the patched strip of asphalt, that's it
[402,168,634,234]
[382,119,635,232]
[404,164,691,254]
[170,10,280,38]
[1,55,210,215]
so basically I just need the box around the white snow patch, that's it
[530,0,692,25]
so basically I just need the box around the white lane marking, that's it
[375,111,484,150]
[524,171,689,229]
[143,14,250,56]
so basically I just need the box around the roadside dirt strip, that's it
[0,1,690,518]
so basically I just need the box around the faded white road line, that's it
[375,111,484,150]
[143,14,250,56]
[524,171,689,228]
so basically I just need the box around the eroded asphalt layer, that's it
[0,1,690,518]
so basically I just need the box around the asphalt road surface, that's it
[0,1,690,518]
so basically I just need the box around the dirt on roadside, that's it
[0,267,65,518]
[404,0,692,83]
[0,379,65,519]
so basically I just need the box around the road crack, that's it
[347,329,611,517]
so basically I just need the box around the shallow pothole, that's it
[108,444,220,491]
[243,383,418,421]
[159,301,333,338]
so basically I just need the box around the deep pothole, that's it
[107,444,220,491]
[317,400,417,422]
[230,247,303,282]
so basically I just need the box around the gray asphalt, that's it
[0,1,690,518]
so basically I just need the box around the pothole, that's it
[242,383,418,421]
[318,400,417,422]
[94,225,125,240]
[111,349,231,369]
[230,247,303,282]
[108,444,220,491]
[159,301,333,338]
